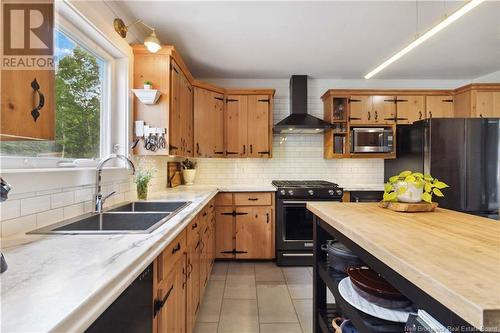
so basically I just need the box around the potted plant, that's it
[134,167,155,200]
[181,159,197,185]
[143,80,153,89]
[383,170,449,203]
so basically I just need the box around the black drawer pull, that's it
[214,151,224,155]
[266,213,270,224]
[221,211,249,216]
[203,212,207,217]
[214,97,224,101]
[191,222,198,229]
[154,285,174,317]
[258,151,270,155]
[171,243,181,254]
[226,151,239,155]
[248,198,259,201]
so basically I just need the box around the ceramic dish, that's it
[338,277,414,323]
[347,267,405,300]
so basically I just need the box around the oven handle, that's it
[282,201,310,204]
[282,253,314,257]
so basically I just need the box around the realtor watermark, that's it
[2,1,54,70]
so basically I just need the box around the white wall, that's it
[473,70,500,83]
[192,78,469,187]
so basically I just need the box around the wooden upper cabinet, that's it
[194,88,224,157]
[181,74,193,156]
[247,95,271,158]
[1,70,55,141]
[169,62,182,155]
[396,96,425,124]
[372,96,396,124]
[235,206,274,259]
[473,91,500,118]
[225,95,248,157]
[348,96,371,124]
[425,95,454,118]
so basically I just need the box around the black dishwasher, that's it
[86,264,153,333]
[350,191,383,202]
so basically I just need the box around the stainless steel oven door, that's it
[350,128,393,153]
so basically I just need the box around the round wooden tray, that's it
[378,201,438,212]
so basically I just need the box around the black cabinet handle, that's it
[214,151,224,155]
[419,111,422,120]
[226,151,238,155]
[258,99,270,103]
[348,98,361,103]
[154,285,174,317]
[196,143,200,156]
[250,144,253,154]
[203,212,207,217]
[266,213,270,224]
[248,198,258,201]
[243,145,246,155]
[171,243,181,254]
[374,111,378,120]
[214,97,224,101]
[258,151,270,155]
[30,78,45,122]
[191,222,198,230]
[221,211,249,216]
[226,99,238,103]
[429,111,433,118]
[170,144,178,151]
[368,111,371,121]
[348,117,361,121]
[442,99,453,103]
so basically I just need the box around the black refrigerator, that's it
[385,118,499,220]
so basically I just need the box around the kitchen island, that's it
[307,202,500,333]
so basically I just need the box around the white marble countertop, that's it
[0,187,218,333]
[187,184,277,192]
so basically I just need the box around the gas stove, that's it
[272,180,343,199]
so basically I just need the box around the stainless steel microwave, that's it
[350,127,393,153]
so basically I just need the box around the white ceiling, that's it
[111,1,500,80]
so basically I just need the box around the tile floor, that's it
[194,261,319,333]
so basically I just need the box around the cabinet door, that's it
[426,95,454,118]
[235,206,273,259]
[186,238,201,333]
[156,256,186,333]
[247,95,271,158]
[396,96,425,124]
[348,96,371,124]
[200,226,210,298]
[372,96,396,124]
[225,95,248,157]
[194,88,224,157]
[474,92,500,118]
[182,77,194,157]
[1,70,55,140]
[215,207,234,259]
[169,63,182,155]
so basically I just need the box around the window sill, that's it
[0,166,128,174]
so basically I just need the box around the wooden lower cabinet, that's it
[214,192,275,260]
[155,255,186,333]
[154,201,216,333]
[235,206,274,259]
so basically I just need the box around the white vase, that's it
[143,84,152,89]
[395,181,423,203]
[182,169,196,185]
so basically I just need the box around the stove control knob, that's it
[336,190,343,196]
[328,190,335,195]
[288,190,294,196]
[280,189,286,195]
[308,190,314,195]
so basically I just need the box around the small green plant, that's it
[383,170,449,203]
[134,167,155,200]
[144,80,153,85]
[181,159,197,170]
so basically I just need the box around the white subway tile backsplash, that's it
[74,188,93,203]
[21,195,51,215]
[51,191,75,209]
[63,203,85,220]
[0,200,21,221]
[2,214,37,237]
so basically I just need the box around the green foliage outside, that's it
[0,47,101,159]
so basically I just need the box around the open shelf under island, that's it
[308,202,500,333]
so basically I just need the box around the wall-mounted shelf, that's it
[132,89,161,105]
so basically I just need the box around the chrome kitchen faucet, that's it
[94,154,135,213]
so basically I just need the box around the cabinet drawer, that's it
[215,193,233,206]
[158,230,186,282]
[234,192,272,206]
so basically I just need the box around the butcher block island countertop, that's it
[307,202,500,330]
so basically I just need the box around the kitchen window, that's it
[0,29,107,160]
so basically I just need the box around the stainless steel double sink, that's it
[28,201,191,235]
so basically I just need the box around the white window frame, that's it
[0,1,130,170]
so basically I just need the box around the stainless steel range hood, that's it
[273,75,332,134]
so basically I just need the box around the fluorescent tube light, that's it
[364,0,485,79]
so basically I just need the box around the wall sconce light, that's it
[114,18,161,53]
